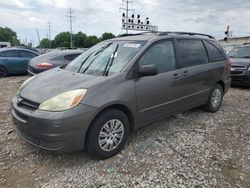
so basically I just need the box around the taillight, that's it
[227,58,232,67]
[226,58,232,73]
[36,62,53,69]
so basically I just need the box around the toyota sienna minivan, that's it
[11,32,231,159]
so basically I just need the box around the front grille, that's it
[14,108,28,120]
[17,97,40,110]
[230,65,247,75]
[16,128,65,150]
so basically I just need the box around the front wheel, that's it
[86,109,130,159]
[203,84,224,113]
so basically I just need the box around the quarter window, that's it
[138,40,176,73]
[204,41,225,62]
[178,40,208,68]
[19,51,37,58]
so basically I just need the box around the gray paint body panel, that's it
[11,33,231,152]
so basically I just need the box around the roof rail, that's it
[157,31,215,39]
[118,32,154,37]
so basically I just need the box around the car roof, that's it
[0,47,39,54]
[110,31,216,42]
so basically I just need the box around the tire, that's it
[203,84,224,113]
[0,66,8,78]
[86,108,130,159]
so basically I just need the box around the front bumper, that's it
[231,74,250,86]
[11,95,97,152]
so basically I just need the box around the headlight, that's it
[17,76,35,94]
[39,89,87,112]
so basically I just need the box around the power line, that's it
[66,8,76,48]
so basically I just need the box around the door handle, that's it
[173,73,181,79]
[183,70,189,76]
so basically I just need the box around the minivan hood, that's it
[20,68,107,103]
[230,58,250,67]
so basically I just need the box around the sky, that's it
[0,0,250,46]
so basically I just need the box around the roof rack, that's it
[118,31,215,39]
[157,31,215,39]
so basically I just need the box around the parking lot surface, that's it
[0,76,249,187]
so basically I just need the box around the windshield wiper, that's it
[103,44,119,76]
[79,42,113,73]
[94,42,113,56]
[243,56,250,58]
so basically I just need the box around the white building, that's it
[219,36,250,46]
[0,42,11,48]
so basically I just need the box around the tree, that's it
[73,32,88,48]
[85,35,101,48]
[38,38,51,48]
[101,32,115,41]
[0,27,20,46]
[53,32,71,48]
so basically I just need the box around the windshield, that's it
[65,40,145,76]
[228,46,250,58]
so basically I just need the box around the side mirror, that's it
[139,65,158,77]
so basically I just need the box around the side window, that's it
[138,40,176,73]
[19,51,37,58]
[204,41,225,62]
[2,50,19,57]
[178,39,208,68]
[64,53,81,61]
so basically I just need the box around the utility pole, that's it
[120,0,134,34]
[36,28,41,50]
[66,8,75,48]
[47,20,52,49]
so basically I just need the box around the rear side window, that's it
[204,41,225,62]
[138,40,176,73]
[64,53,81,61]
[178,39,208,68]
[19,51,37,58]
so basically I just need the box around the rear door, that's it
[135,40,188,125]
[18,50,37,72]
[174,39,213,106]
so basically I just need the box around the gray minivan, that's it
[11,32,231,159]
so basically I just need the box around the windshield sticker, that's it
[123,43,141,48]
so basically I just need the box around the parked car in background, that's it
[12,32,230,159]
[222,44,238,54]
[228,44,250,86]
[16,46,39,53]
[28,49,84,75]
[0,48,39,77]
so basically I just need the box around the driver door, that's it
[135,40,185,126]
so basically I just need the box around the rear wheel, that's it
[203,84,223,113]
[0,66,8,77]
[86,108,130,159]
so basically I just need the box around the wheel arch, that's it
[216,80,225,93]
[84,103,136,150]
